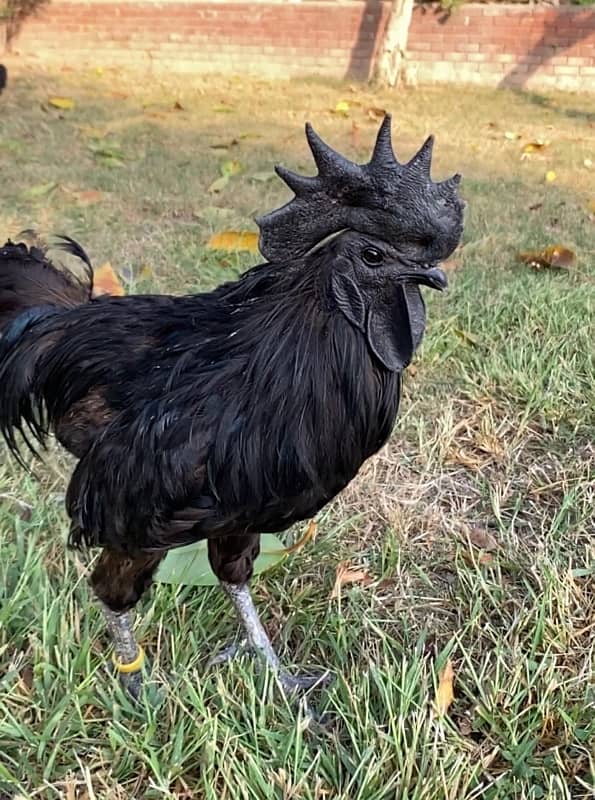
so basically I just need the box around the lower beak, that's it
[400,266,448,291]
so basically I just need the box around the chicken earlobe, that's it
[330,270,366,331]
[331,270,426,372]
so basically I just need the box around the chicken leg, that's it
[221,581,326,693]
[90,549,164,697]
[208,534,328,694]
[98,602,144,698]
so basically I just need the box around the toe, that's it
[120,670,143,700]
[278,670,333,693]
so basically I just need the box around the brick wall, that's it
[3,1,595,91]
[409,3,595,91]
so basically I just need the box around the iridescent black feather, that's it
[0,119,464,604]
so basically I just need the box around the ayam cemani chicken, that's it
[0,117,464,696]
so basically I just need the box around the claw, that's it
[208,637,332,697]
[206,641,244,668]
[277,669,333,694]
[119,669,144,700]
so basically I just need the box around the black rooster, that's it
[0,117,464,695]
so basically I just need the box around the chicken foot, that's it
[98,601,144,698]
[220,582,329,694]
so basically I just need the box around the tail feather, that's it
[0,237,93,333]
[0,236,94,464]
[53,234,94,295]
[0,306,65,464]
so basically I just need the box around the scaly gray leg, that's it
[220,582,328,694]
[98,601,145,698]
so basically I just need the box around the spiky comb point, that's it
[256,115,464,264]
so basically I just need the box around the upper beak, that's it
[399,266,448,291]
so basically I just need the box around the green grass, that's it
[0,68,594,799]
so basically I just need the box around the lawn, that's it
[0,67,593,800]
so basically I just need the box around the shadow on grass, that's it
[503,87,595,125]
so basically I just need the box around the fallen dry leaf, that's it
[208,175,229,194]
[433,659,455,716]
[474,432,505,459]
[89,143,127,168]
[449,447,484,471]
[518,245,576,271]
[504,131,521,141]
[137,263,154,281]
[18,663,34,694]
[281,519,318,555]
[521,139,549,158]
[206,231,259,253]
[208,159,244,193]
[466,526,499,552]
[367,106,387,121]
[65,188,104,206]
[330,562,373,600]
[442,258,460,273]
[210,139,239,151]
[334,100,350,117]
[92,262,126,296]
[468,527,500,553]
[462,524,500,565]
[48,96,75,110]
[221,159,243,177]
[78,124,108,140]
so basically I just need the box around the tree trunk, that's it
[374,0,415,87]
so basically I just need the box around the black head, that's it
[256,115,464,267]
[256,118,464,372]
[313,230,436,372]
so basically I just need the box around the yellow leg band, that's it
[112,646,145,674]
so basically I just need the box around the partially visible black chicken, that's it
[0,117,464,696]
[0,65,6,94]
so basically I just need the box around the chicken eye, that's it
[361,247,383,267]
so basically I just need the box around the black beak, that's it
[399,266,448,291]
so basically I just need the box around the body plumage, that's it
[0,117,464,696]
